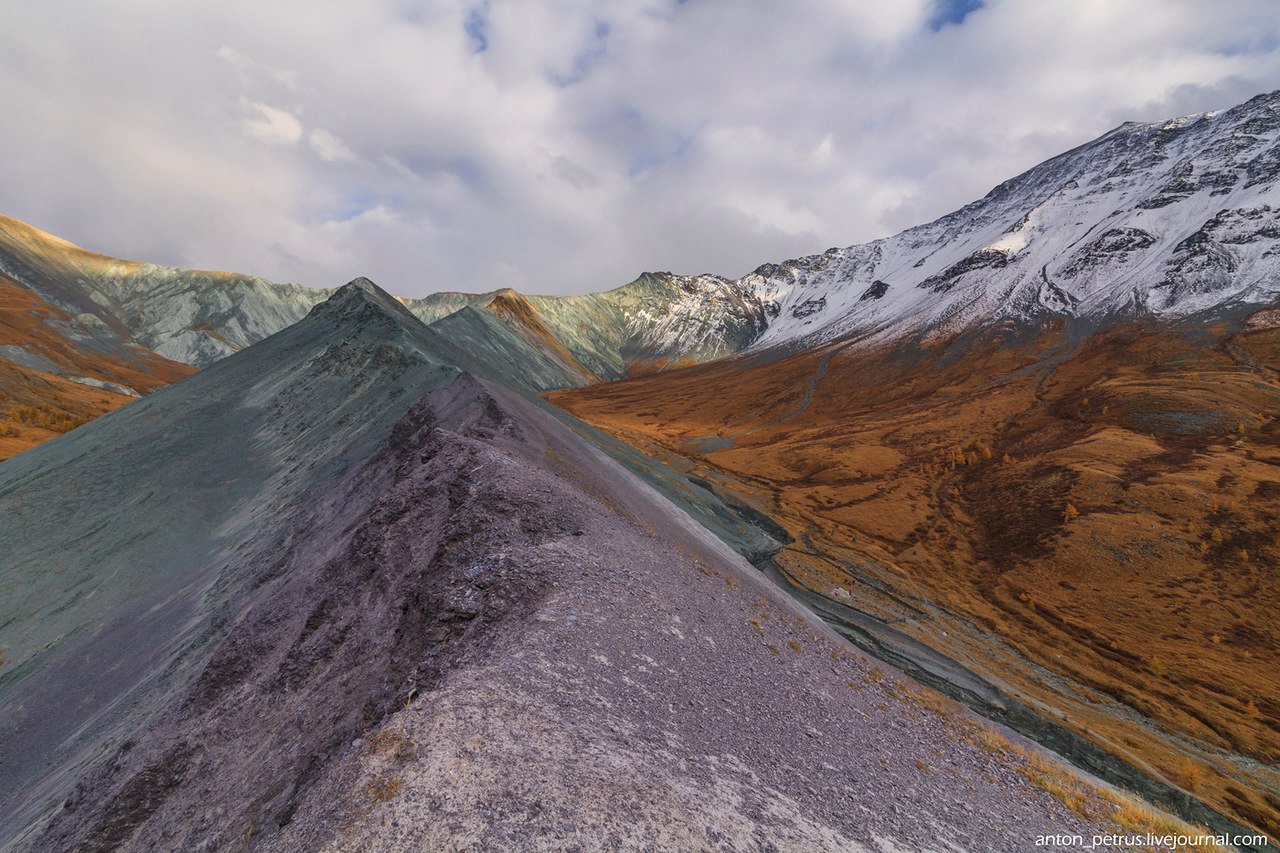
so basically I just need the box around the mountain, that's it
[0,275,616,845]
[408,272,771,379]
[551,90,1280,842]
[420,303,597,391]
[0,216,324,458]
[0,214,334,366]
[8,89,1278,390]
[6,88,1280,845]
[719,90,1280,350]
[0,272,195,459]
[0,216,771,380]
[409,89,1280,365]
[0,279,1169,852]
[0,279,465,843]
[0,218,774,457]
[417,290,600,386]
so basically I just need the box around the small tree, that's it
[1063,503,1079,522]
[1175,758,1206,792]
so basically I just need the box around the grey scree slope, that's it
[0,279,461,844]
[5,281,1119,851]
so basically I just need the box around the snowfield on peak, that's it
[714,90,1280,352]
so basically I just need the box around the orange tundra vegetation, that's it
[550,313,1280,839]
[0,276,195,459]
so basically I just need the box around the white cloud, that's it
[216,45,298,89]
[309,128,356,162]
[0,0,1277,295]
[240,99,303,145]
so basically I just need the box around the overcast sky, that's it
[2,1,1279,296]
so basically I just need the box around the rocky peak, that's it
[311,276,425,329]
[725,87,1280,352]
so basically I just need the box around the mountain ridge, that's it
[2,281,1145,852]
[0,276,468,845]
[2,89,1278,384]
[726,89,1280,351]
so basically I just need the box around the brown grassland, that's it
[0,276,195,459]
[550,313,1280,838]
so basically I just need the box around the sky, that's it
[2,1,1279,296]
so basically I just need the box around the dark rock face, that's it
[860,280,890,301]
[1059,228,1157,279]
[1198,205,1280,245]
[791,296,827,318]
[1136,161,1200,209]
[1153,208,1280,305]
[918,249,1012,293]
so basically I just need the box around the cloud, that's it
[309,128,357,162]
[240,99,303,145]
[0,0,1277,295]
[217,45,298,89]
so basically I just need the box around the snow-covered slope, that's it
[725,90,1280,351]
[415,87,1280,365]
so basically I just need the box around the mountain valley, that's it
[2,90,1280,850]
[1,280,1175,852]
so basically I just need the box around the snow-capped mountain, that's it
[722,90,1280,351]
[3,89,1278,383]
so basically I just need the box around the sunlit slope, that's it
[408,272,771,380]
[0,214,332,366]
[0,272,195,459]
[425,299,598,389]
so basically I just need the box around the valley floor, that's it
[551,317,1280,843]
